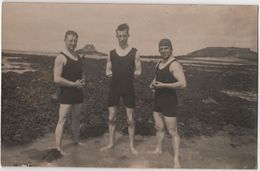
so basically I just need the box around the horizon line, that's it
[2,46,258,57]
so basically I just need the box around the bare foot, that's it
[73,142,86,146]
[78,142,86,146]
[99,144,114,151]
[148,148,162,155]
[57,148,67,155]
[130,146,139,155]
[174,159,181,168]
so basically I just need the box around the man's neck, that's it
[64,47,77,59]
[162,54,174,63]
[119,43,128,50]
[68,49,75,55]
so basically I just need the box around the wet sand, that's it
[1,132,257,169]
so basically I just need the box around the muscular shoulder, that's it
[170,60,183,72]
[109,49,116,56]
[135,50,140,58]
[130,47,139,56]
[55,53,66,65]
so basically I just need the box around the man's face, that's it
[159,46,172,59]
[65,34,78,52]
[116,29,129,45]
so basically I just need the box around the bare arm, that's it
[154,62,186,89]
[149,78,156,89]
[149,61,160,89]
[106,53,112,77]
[54,54,83,88]
[134,51,141,76]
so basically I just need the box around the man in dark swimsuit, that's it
[149,39,186,168]
[54,30,84,154]
[100,24,141,155]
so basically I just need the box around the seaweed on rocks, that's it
[1,55,257,145]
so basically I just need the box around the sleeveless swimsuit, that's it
[153,59,178,117]
[59,52,84,104]
[108,48,137,108]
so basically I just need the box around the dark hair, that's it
[116,23,129,34]
[64,30,78,40]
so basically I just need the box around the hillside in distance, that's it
[185,47,257,61]
[76,44,107,56]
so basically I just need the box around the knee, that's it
[109,116,116,125]
[155,125,164,132]
[127,118,135,128]
[168,128,179,137]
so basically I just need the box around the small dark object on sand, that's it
[41,148,62,162]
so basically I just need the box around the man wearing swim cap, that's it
[149,38,186,168]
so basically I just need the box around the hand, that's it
[74,79,84,89]
[79,79,85,86]
[149,80,156,89]
[134,70,141,77]
[153,81,165,89]
[106,71,112,78]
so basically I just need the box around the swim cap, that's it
[159,39,173,50]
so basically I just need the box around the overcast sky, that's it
[2,3,258,56]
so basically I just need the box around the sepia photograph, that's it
[1,2,258,169]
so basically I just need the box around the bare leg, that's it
[55,104,72,154]
[126,107,138,155]
[165,116,181,168]
[71,103,83,144]
[100,106,117,151]
[149,112,164,154]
